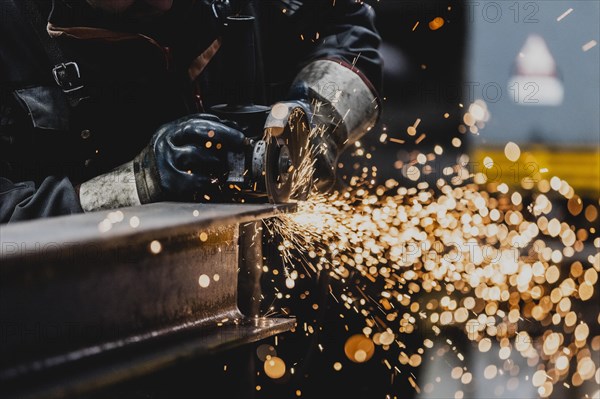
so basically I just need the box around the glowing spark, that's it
[129,216,140,228]
[98,219,112,233]
[556,8,573,21]
[504,141,521,162]
[149,240,162,254]
[198,274,210,288]
[428,17,444,31]
[264,356,286,379]
[582,40,598,52]
[389,138,406,144]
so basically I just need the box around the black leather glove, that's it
[135,113,246,202]
[79,114,246,211]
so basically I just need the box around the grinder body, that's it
[210,16,312,203]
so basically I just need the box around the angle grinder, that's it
[210,15,313,203]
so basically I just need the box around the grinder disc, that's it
[264,104,312,203]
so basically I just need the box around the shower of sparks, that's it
[263,101,600,397]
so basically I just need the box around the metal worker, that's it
[0,0,382,223]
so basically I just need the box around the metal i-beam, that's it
[0,202,296,398]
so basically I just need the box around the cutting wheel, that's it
[265,105,312,203]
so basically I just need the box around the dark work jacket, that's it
[0,0,382,223]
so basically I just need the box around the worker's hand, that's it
[282,82,345,193]
[78,114,246,211]
[137,113,246,201]
[282,59,381,193]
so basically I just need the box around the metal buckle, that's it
[52,62,84,93]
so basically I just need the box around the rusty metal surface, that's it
[0,203,296,398]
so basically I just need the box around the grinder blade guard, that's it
[264,104,312,203]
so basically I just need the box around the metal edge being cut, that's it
[265,105,311,204]
[0,202,296,267]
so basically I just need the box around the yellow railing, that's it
[471,145,600,196]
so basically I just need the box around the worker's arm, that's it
[0,109,247,225]
[0,87,85,223]
[299,0,383,98]
[78,114,246,212]
[0,177,83,223]
[295,0,382,140]
[0,1,82,223]
[271,0,383,191]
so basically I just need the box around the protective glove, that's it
[277,59,380,192]
[271,82,343,193]
[79,113,246,211]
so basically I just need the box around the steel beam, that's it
[0,202,296,398]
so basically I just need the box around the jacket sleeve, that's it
[0,176,83,224]
[0,1,83,223]
[290,0,383,144]
[0,94,84,223]
[300,0,383,94]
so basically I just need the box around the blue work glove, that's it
[79,114,246,211]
